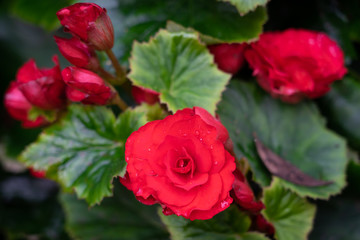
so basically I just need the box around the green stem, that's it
[112,93,128,111]
[98,67,119,85]
[105,49,127,85]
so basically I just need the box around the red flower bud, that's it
[4,81,48,128]
[62,67,113,105]
[29,167,46,178]
[254,214,275,236]
[231,169,265,213]
[15,56,66,110]
[131,86,160,105]
[54,36,99,70]
[57,3,114,51]
[208,43,247,74]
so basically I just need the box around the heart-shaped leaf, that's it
[217,81,347,199]
[219,0,270,15]
[129,30,231,115]
[61,182,169,240]
[318,76,360,151]
[20,105,148,206]
[262,178,316,240]
[160,205,269,240]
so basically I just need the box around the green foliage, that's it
[217,81,347,199]
[263,178,316,240]
[10,0,74,31]
[310,160,360,240]
[318,76,360,151]
[220,0,269,15]
[61,182,169,240]
[20,105,147,206]
[160,206,268,240]
[129,30,231,115]
[112,0,267,62]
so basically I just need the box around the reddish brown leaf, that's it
[253,133,333,187]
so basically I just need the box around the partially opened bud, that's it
[231,169,265,213]
[4,81,48,128]
[29,167,46,178]
[54,36,99,70]
[16,56,66,110]
[208,43,247,74]
[62,66,113,105]
[254,214,275,236]
[57,3,114,51]
[131,86,160,105]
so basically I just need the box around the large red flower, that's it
[245,29,347,103]
[121,107,236,220]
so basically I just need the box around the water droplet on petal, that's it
[136,188,143,195]
[199,138,203,141]
[221,200,229,208]
[149,170,157,176]
[183,133,188,137]
[126,157,130,161]
[148,148,151,152]
[214,161,218,165]
[210,145,214,149]
[195,130,200,135]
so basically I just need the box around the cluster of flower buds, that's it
[4,3,118,128]
[4,56,65,128]
[55,3,116,106]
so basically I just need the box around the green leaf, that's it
[310,160,360,239]
[263,178,316,240]
[309,197,360,240]
[160,205,268,240]
[20,105,147,206]
[317,0,360,61]
[217,81,347,199]
[129,30,231,115]
[219,0,269,15]
[10,0,74,31]
[318,76,360,151]
[111,0,267,62]
[60,181,169,240]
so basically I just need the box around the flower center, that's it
[171,147,195,177]
[174,158,192,173]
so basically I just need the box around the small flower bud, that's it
[62,66,113,105]
[54,36,99,71]
[4,81,48,128]
[57,3,114,51]
[15,56,66,110]
[231,169,265,213]
[131,86,160,105]
[208,43,247,74]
